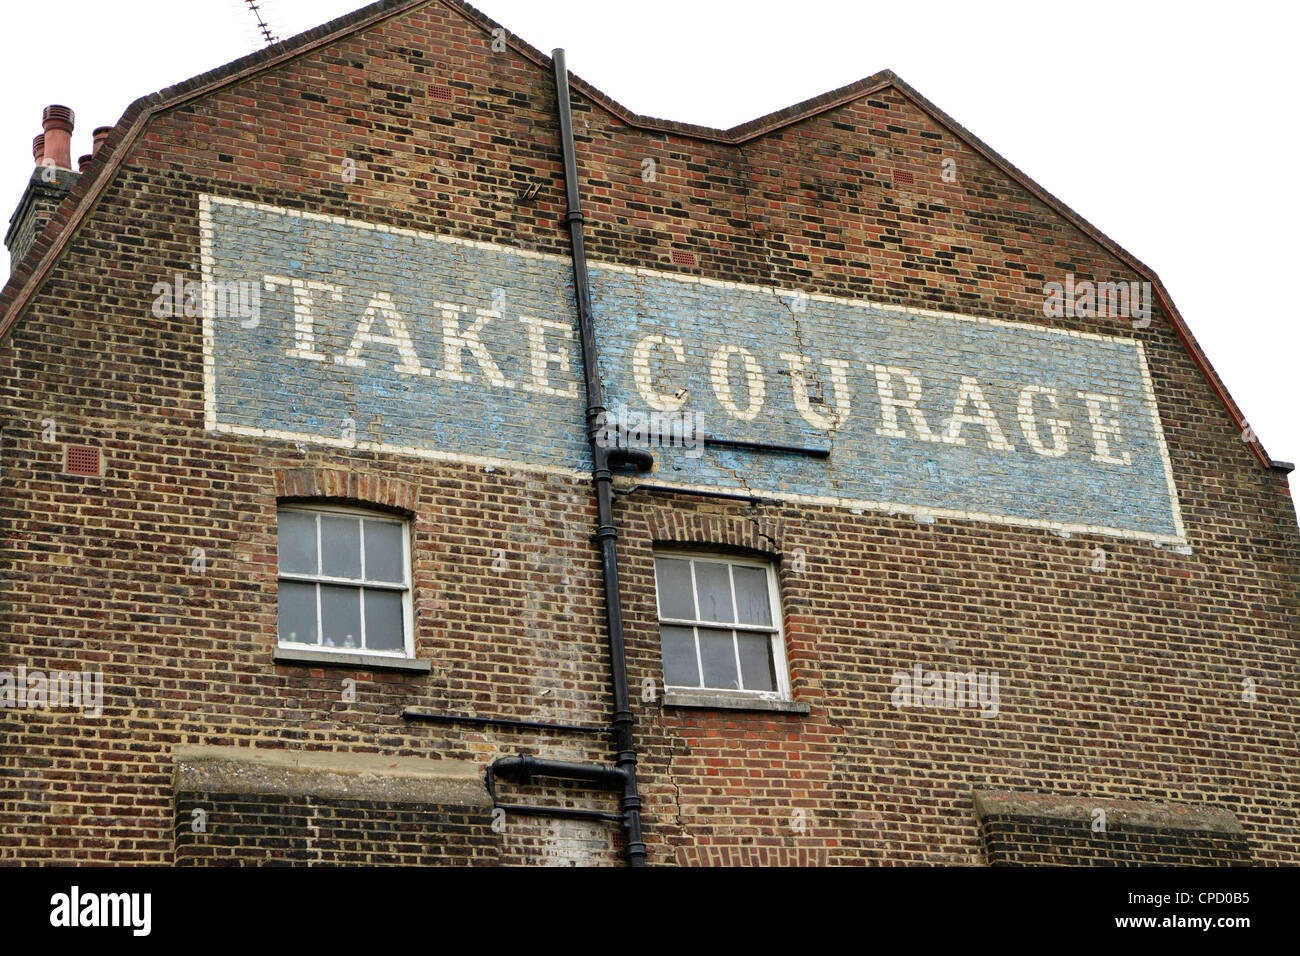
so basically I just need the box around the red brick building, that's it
[1,0,1296,866]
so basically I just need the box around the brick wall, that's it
[1,0,1296,865]
[174,791,501,865]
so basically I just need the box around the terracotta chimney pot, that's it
[41,104,75,170]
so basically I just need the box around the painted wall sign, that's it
[200,194,1185,544]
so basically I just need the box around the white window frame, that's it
[276,503,415,659]
[652,550,791,702]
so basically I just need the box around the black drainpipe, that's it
[485,49,648,867]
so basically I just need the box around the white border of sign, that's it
[199,193,1186,547]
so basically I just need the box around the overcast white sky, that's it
[1,0,1296,488]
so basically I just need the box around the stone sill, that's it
[973,790,1245,834]
[273,647,431,673]
[663,691,810,714]
[174,745,487,806]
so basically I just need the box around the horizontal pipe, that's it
[490,755,627,789]
[493,803,623,824]
[614,484,773,506]
[704,436,830,458]
[401,708,607,735]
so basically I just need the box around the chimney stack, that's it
[41,105,75,170]
[7,106,85,271]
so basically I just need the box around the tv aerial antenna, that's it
[243,0,278,45]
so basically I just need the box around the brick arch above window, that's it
[676,845,828,867]
[648,509,784,559]
[274,468,416,515]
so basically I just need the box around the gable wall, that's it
[1,0,1295,864]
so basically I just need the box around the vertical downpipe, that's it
[552,48,647,866]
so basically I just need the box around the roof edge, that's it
[0,0,428,330]
[881,74,1273,470]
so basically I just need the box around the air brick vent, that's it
[64,444,101,476]
[670,250,696,267]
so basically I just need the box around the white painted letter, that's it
[710,345,765,421]
[780,353,850,430]
[872,365,939,442]
[433,303,513,388]
[1077,391,1132,465]
[519,315,578,397]
[335,291,429,375]
[265,275,342,361]
[1017,385,1069,457]
[633,335,688,412]
[942,375,1014,450]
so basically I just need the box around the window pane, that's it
[654,558,695,620]
[321,516,362,579]
[737,631,776,692]
[694,562,734,623]
[364,520,405,583]
[320,584,362,650]
[278,511,317,575]
[660,625,699,687]
[278,581,318,645]
[364,588,404,652]
[699,628,739,690]
[733,566,772,626]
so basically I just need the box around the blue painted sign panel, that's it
[200,194,1184,543]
